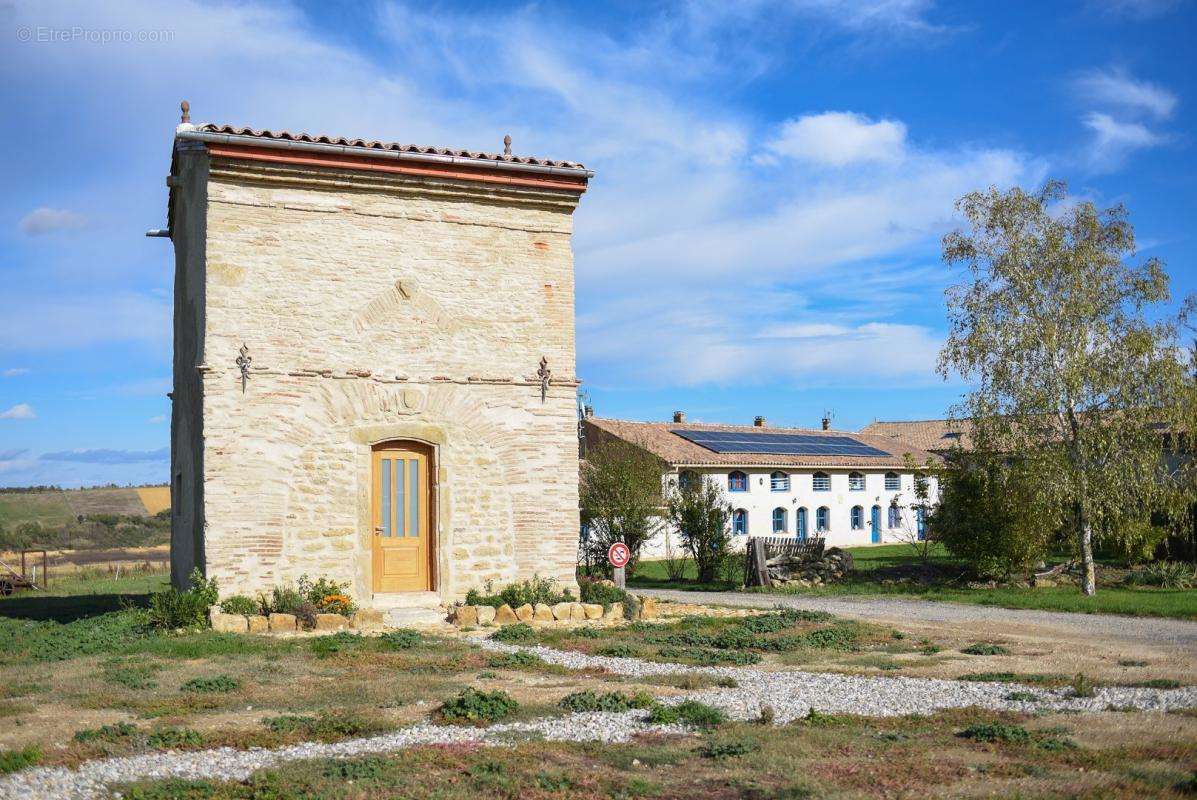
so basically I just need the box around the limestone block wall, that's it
[177,155,584,603]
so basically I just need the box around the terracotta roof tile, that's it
[860,419,974,453]
[585,418,942,468]
[195,124,588,170]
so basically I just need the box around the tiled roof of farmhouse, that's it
[585,418,942,468]
[193,123,589,171]
[860,418,975,453]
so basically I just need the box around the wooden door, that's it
[870,505,882,544]
[371,443,432,593]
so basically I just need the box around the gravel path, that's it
[6,638,1196,800]
[638,589,1197,651]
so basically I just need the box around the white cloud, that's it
[1,0,1026,394]
[2,368,29,377]
[19,207,88,235]
[1082,112,1168,171]
[761,112,907,167]
[0,404,36,420]
[1075,68,1177,120]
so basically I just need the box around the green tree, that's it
[579,438,664,576]
[667,476,732,584]
[938,181,1197,595]
[930,456,1055,578]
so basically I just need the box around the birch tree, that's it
[938,181,1197,595]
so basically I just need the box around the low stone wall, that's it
[451,596,658,627]
[766,548,854,587]
[209,607,386,634]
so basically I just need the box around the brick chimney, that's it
[754,416,766,427]
[821,410,832,430]
[672,411,685,423]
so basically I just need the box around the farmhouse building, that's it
[583,415,942,558]
[164,104,592,611]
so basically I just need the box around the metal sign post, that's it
[607,542,630,589]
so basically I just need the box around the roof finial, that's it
[180,100,190,123]
[503,134,512,156]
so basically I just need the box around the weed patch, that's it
[558,690,653,713]
[489,623,537,643]
[180,675,239,693]
[0,745,41,774]
[487,650,543,669]
[961,642,1009,655]
[958,723,1031,744]
[438,688,518,725]
[262,711,381,740]
[700,736,760,759]
[646,700,725,728]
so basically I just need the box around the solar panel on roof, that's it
[672,429,891,457]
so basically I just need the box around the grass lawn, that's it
[0,489,73,528]
[630,544,1197,620]
[2,571,1195,798]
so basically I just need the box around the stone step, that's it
[383,606,448,628]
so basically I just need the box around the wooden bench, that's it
[743,536,826,587]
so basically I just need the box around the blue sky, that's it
[1,0,1194,488]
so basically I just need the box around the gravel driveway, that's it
[638,589,1197,653]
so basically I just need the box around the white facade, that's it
[641,466,939,559]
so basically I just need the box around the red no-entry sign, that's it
[607,542,630,569]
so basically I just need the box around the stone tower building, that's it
[165,105,591,614]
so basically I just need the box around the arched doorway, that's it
[372,441,434,592]
[870,505,882,544]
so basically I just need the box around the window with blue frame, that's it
[728,471,748,492]
[732,508,748,535]
[772,507,787,533]
[849,471,865,491]
[770,471,790,492]
[812,472,831,491]
[884,472,900,491]
[915,506,926,540]
[888,504,901,528]
[796,507,808,540]
[816,506,830,532]
[850,505,863,530]
[678,470,698,491]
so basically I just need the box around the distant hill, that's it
[0,485,171,528]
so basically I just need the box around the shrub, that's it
[961,642,1009,656]
[700,737,759,759]
[487,651,543,669]
[218,595,258,616]
[758,705,776,725]
[180,675,240,693]
[958,723,1031,744]
[0,745,42,774]
[930,458,1053,578]
[465,576,573,609]
[147,568,219,630]
[597,643,639,658]
[323,756,388,781]
[261,586,304,616]
[579,438,665,576]
[74,722,138,743]
[1129,678,1182,689]
[667,478,732,583]
[310,631,364,657]
[379,629,421,650]
[298,575,357,617]
[647,700,725,728]
[1005,691,1039,702]
[489,623,537,643]
[1124,561,1196,590]
[146,728,204,749]
[1071,673,1097,698]
[438,688,518,724]
[558,690,653,713]
[263,711,379,740]
[578,577,629,610]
